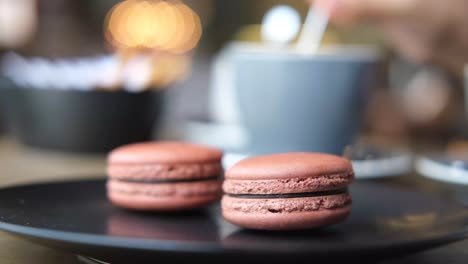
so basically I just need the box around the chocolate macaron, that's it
[107,142,223,211]
[222,153,354,230]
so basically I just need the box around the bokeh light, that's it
[0,0,37,48]
[105,0,202,54]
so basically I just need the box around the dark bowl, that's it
[0,77,8,134]
[0,109,4,135]
[0,77,165,153]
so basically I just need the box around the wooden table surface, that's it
[0,137,104,264]
[0,137,466,264]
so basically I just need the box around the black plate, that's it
[0,179,467,263]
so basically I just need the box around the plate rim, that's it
[1,218,467,256]
[0,179,467,256]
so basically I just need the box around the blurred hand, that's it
[313,0,468,75]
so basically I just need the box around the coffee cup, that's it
[233,44,380,155]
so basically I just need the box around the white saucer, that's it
[351,154,413,179]
[415,156,468,185]
[182,121,248,151]
[183,121,413,179]
[222,152,413,179]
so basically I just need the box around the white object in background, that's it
[403,68,451,124]
[416,157,468,185]
[1,52,156,92]
[72,59,92,90]
[121,54,153,93]
[0,0,37,48]
[95,55,121,89]
[352,154,413,179]
[210,44,241,125]
[296,7,329,54]
[56,59,81,90]
[222,153,249,170]
[1,52,27,87]
[261,5,301,46]
[27,58,52,89]
[183,121,249,152]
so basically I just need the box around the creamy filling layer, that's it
[222,193,352,213]
[223,172,353,195]
[113,175,220,184]
[107,179,222,197]
[108,162,222,180]
[225,188,348,199]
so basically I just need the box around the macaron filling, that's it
[223,172,353,195]
[225,188,348,199]
[107,162,222,180]
[110,175,220,184]
[108,179,222,197]
[222,193,351,213]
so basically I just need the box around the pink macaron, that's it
[222,152,354,230]
[107,141,223,211]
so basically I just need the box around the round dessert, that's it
[107,141,223,211]
[222,152,354,230]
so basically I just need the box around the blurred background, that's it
[0,0,466,157]
[2,2,468,263]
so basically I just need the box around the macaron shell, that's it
[109,192,220,211]
[108,162,222,180]
[226,153,353,180]
[107,179,222,211]
[221,194,351,230]
[223,172,352,195]
[108,142,223,164]
[222,205,350,230]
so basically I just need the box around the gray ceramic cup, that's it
[233,46,380,155]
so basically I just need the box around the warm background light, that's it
[105,0,202,54]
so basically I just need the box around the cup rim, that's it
[226,42,381,62]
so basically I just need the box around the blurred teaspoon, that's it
[296,6,329,54]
